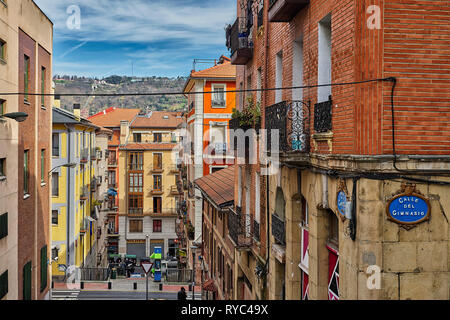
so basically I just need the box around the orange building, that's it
[180,55,236,283]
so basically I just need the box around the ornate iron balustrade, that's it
[265,100,310,153]
[271,213,285,245]
[128,208,143,215]
[314,96,332,133]
[228,207,252,247]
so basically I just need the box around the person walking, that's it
[177,287,187,300]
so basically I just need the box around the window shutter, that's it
[0,270,8,299]
[40,246,47,292]
[0,213,7,239]
[23,262,31,300]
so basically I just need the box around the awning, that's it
[107,188,118,197]
[125,255,137,259]
[202,279,218,292]
[109,254,121,258]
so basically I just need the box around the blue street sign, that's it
[387,194,430,225]
[337,191,348,217]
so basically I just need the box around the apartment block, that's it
[0,0,53,300]
[226,0,450,300]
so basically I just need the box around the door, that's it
[126,243,146,259]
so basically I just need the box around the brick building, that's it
[227,0,449,300]
[0,0,53,300]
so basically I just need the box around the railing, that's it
[129,164,144,170]
[108,182,117,189]
[128,208,143,215]
[272,213,285,245]
[80,149,89,163]
[150,185,164,194]
[150,208,177,216]
[170,185,180,195]
[90,148,97,160]
[108,159,117,166]
[265,100,310,153]
[165,269,193,283]
[91,178,97,192]
[169,165,180,173]
[228,207,252,247]
[78,268,110,281]
[314,96,333,133]
[226,17,253,64]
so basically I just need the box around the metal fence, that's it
[78,268,110,281]
[165,269,193,283]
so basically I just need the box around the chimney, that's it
[54,95,61,108]
[73,103,81,120]
[120,120,129,145]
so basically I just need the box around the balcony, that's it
[268,0,309,22]
[150,186,164,195]
[108,160,117,167]
[271,213,285,245]
[151,166,164,173]
[91,178,98,192]
[226,17,253,65]
[228,207,252,248]
[148,208,177,218]
[265,100,310,154]
[128,208,143,216]
[169,185,181,196]
[80,186,89,201]
[90,148,97,160]
[169,165,180,173]
[80,149,89,163]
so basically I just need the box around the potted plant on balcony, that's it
[230,96,261,131]
[186,222,195,240]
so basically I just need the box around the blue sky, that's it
[33,0,236,78]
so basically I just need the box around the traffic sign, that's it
[141,262,153,275]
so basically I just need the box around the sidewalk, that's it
[53,278,201,293]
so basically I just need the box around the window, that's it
[210,124,226,152]
[318,14,332,103]
[128,172,143,193]
[108,170,116,187]
[212,84,226,107]
[153,153,162,171]
[275,51,283,103]
[40,246,47,292]
[23,261,32,300]
[52,210,58,225]
[108,150,117,165]
[0,99,5,115]
[153,197,162,213]
[0,270,7,300]
[128,152,143,170]
[153,175,162,191]
[128,195,143,215]
[41,67,46,107]
[153,133,162,143]
[0,212,7,239]
[24,150,29,195]
[153,219,162,233]
[129,220,143,233]
[24,55,30,102]
[51,248,59,260]
[40,150,45,183]
[51,173,59,197]
[52,133,59,157]
[0,158,5,179]
[0,39,5,62]
[133,133,142,143]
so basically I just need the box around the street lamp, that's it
[49,163,77,175]
[190,245,198,300]
[0,112,28,122]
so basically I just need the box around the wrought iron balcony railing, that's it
[314,96,333,133]
[228,207,252,247]
[268,0,310,22]
[226,17,253,65]
[128,208,143,215]
[271,213,286,245]
[265,100,310,153]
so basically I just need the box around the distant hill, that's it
[53,75,188,117]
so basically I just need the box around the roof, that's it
[88,107,141,128]
[131,111,183,129]
[183,58,236,93]
[53,107,98,129]
[119,143,177,151]
[96,126,113,136]
[194,166,235,208]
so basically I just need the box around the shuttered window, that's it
[23,262,31,300]
[0,213,7,239]
[40,246,47,292]
[0,270,7,299]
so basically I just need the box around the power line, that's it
[0,77,393,97]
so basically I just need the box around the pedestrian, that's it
[177,287,187,301]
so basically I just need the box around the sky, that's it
[33,0,237,78]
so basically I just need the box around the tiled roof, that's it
[88,107,141,128]
[119,143,178,151]
[131,111,183,128]
[190,60,236,79]
[194,166,234,208]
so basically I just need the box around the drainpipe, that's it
[322,174,329,209]
[64,124,73,267]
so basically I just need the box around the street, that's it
[51,289,202,300]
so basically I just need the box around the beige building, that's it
[0,0,53,300]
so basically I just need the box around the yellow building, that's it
[51,103,100,280]
[117,111,183,259]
